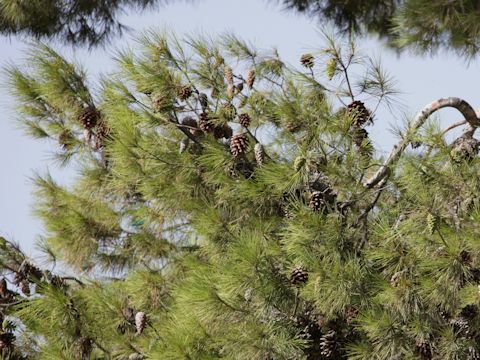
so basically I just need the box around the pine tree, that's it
[3,31,480,359]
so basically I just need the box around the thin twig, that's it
[440,120,467,136]
[338,57,355,102]
[354,179,387,227]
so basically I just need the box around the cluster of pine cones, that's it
[346,100,372,151]
[118,307,147,335]
[76,105,110,150]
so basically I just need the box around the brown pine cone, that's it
[236,82,244,93]
[217,124,233,139]
[78,106,100,130]
[309,191,328,211]
[182,116,201,137]
[95,119,111,149]
[0,278,7,298]
[239,113,251,128]
[224,65,234,85]
[20,280,30,296]
[122,307,136,323]
[347,100,372,127]
[290,267,309,286]
[319,330,337,358]
[345,305,359,324]
[177,85,193,101]
[246,69,256,89]
[198,92,209,109]
[199,113,215,133]
[135,311,147,335]
[254,143,265,166]
[230,134,249,157]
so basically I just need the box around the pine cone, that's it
[198,93,209,110]
[0,333,14,350]
[286,120,301,133]
[416,339,433,360]
[135,311,147,335]
[18,261,42,282]
[345,305,359,325]
[239,113,251,127]
[78,106,100,130]
[122,307,136,323]
[230,134,249,157]
[290,267,308,286]
[319,330,337,358]
[182,116,201,137]
[309,191,332,211]
[214,124,233,140]
[20,280,30,296]
[459,250,472,265]
[254,143,265,166]
[460,305,478,320]
[300,54,314,68]
[450,316,470,337]
[246,69,256,89]
[76,337,93,358]
[152,92,170,112]
[177,85,193,101]
[0,279,7,298]
[390,270,405,287]
[181,116,197,128]
[235,82,244,93]
[95,119,110,149]
[199,113,215,133]
[468,347,480,360]
[49,274,66,288]
[347,100,371,127]
[471,268,480,283]
[224,65,234,85]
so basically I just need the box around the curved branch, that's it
[364,97,479,188]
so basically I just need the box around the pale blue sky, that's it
[0,0,479,257]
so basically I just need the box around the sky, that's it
[0,0,479,258]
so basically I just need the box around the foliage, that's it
[279,0,480,57]
[0,0,165,46]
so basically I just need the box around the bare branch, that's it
[441,120,467,137]
[365,97,480,188]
